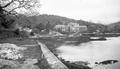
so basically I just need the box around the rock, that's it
[0,43,26,60]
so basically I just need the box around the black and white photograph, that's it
[0,0,120,69]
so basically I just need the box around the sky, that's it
[39,0,120,24]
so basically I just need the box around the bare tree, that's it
[0,0,40,29]
[0,0,40,15]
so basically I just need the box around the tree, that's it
[46,21,51,32]
[0,0,40,29]
[35,23,45,32]
[1,18,15,28]
[0,0,40,15]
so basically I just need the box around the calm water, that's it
[56,37,120,68]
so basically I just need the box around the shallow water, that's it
[56,37,120,68]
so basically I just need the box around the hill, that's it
[16,14,107,33]
[107,22,120,33]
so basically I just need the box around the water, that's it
[56,37,120,68]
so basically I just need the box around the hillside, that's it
[107,22,120,33]
[16,14,107,33]
[24,14,77,26]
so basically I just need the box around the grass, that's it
[0,38,51,69]
[0,38,37,46]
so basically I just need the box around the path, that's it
[36,40,68,69]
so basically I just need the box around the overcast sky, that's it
[39,0,120,24]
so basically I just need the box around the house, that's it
[54,25,68,32]
[67,22,87,33]
[67,22,80,32]
[54,23,88,34]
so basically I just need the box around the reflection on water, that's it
[56,37,120,68]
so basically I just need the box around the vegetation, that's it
[0,0,40,26]
[0,0,41,38]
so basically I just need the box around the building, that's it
[67,22,80,32]
[54,23,88,33]
[54,25,68,32]
[67,22,87,33]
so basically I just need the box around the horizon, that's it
[39,0,120,24]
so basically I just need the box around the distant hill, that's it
[27,14,77,26]
[17,14,99,26]
[16,14,105,30]
[16,14,120,33]
[107,22,120,33]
